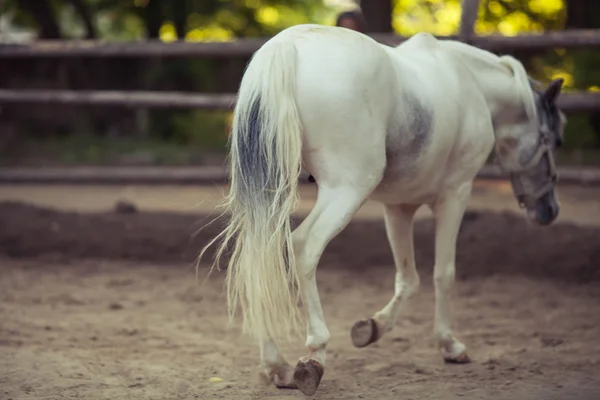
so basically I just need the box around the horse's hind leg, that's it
[259,338,296,388]
[290,181,380,396]
[351,203,421,347]
[257,182,379,394]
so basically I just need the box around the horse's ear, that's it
[544,78,564,104]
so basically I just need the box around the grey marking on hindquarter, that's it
[384,92,433,178]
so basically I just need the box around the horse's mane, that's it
[439,40,537,121]
[497,55,538,121]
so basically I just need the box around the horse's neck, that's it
[441,41,534,124]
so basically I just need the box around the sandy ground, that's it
[0,181,599,399]
[1,259,600,400]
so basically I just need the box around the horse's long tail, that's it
[201,40,304,342]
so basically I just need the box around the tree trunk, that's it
[16,0,61,39]
[171,1,187,40]
[565,0,600,29]
[140,0,164,39]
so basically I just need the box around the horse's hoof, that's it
[444,351,471,364]
[293,357,324,396]
[273,367,298,389]
[351,318,380,348]
[259,364,297,389]
[274,377,297,390]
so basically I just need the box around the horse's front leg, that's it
[351,203,421,347]
[431,182,472,363]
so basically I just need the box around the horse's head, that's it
[493,77,566,226]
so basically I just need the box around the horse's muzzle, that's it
[528,191,560,226]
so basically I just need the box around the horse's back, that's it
[250,26,485,202]
[273,24,395,105]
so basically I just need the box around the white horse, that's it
[201,24,566,396]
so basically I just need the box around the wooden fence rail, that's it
[1,29,599,59]
[0,89,598,112]
[0,90,235,110]
[1,165,599,186]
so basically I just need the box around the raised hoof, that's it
[293,358,324,396]
[444,352,471,364]
[351,318,380,348]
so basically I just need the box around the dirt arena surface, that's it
[1,194,600,399]
[1,199,599,283]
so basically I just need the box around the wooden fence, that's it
[1,0,600,186]
[0,28,599,111]
[1,28,599,57]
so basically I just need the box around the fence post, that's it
[360,0,393,33]
[459,0,481,43]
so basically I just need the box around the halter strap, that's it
[506,127,557,208]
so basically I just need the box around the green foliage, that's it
[151,109,230,149]
[0,131,223,166]
[561,115,597,148]
[4,0,600,164]
[572,50,600,89]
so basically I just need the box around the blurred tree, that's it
[10,0,97,38]
[565,0,600,146]
[66,0,97,38]
[2,0,599,159]
[14,0,62,38]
